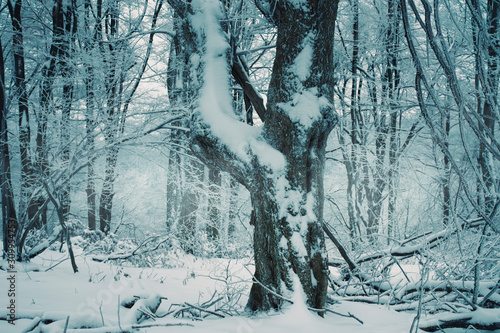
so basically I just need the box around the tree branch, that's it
[419,309,500,332]
[231,55,266,121]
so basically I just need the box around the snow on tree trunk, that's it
[245,0,339,311]
[167,0,338,311]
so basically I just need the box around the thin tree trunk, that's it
[166,10,200,244]
[346,0,364,245]
[479,0,499,215]
[178,158,203,254]
[166,145,181,231]
[98,0,120,234]
[59,0,76,224]
[84,0,97,230]
[207,168,221,242]
[8,0,35,260]
[99,147,118,234]
[97,0,162,234]
[1,39,18,259]
[386,0,402,238]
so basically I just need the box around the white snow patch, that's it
[27,226,62,257]
[282,274,316,323]
[249,137,286,170]
[279,88,331,128]
[292,35,314,81]
[276,179,317,242]
[310,269,317,287]
[279,236,288,250]
[305,192,317,221]
[279,189,302,219]
[191,0,285,171]
[291,232,308,258]
[0,242,423,333]
[420,308,500,330]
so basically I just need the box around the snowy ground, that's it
[0,246,463,333]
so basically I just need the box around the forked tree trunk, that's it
[167,0,338,311]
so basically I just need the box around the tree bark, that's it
[84,0,97,231]
[477,0,499,216]
[167,0,338,311]
[98,0,121,234]
[385,0,402,237]
[1,39,18,259]
[207,168,221,242]
[165,10,200,245]
[8,0,35,259]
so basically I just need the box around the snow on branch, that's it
[419,309,500,332]
[91,236,169,262]
[26,226,62,259]
[188,0,285,176]
[327,218,486,268]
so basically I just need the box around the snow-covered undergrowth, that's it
[0,240,430,333]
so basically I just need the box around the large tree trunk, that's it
[247,1,337,310]
[167,0,338,311]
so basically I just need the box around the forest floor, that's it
[0,243,486,333]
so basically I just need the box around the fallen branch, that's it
[419,309,500,332]
[183,302,225,318]
[479,279,500,307]
[26,226,63,259]
[323,223,392,293]
[122,292,165,325]
[326,219,485,268]
[91,236,169,262]
[64,322,194,333]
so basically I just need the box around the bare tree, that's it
[1,38,18,259]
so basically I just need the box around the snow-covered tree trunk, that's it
[167,0,338,311]
[248,0,338,311]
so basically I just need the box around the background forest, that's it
[0,0,499,332]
